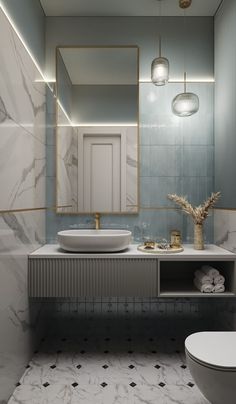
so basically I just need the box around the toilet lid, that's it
[185,332,236,369]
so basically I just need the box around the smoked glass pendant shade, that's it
[151,56,169,86]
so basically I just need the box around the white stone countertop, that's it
[29,244,235,260]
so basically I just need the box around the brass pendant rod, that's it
[159,34,162,57]
[184,71,187,92]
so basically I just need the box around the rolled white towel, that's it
[201,265,219,278]
[213,284,225,293]
[194,278,214,293]
[214,274,225,285]
[194,270,213,285]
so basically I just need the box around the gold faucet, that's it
[94,212,100,230]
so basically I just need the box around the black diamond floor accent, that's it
[83,338,88,341]
[80,350,86,354]
[171,338,176,342]
[151,350,157,354]
[57,350,62,354]
[101,382,108,388]
[127,338,132,341]
[176,350,180,354]
[128,350,133,354]
[61,338,67,342]
[102,365,109,369]
[130,382,136,387]
[34,350,39,354]
[104,350,109,354]
[50,365,56,369]
[76,365,82,369]
[129,365,135,369]
[181,364,187,369]
[154,364,161,369]
[43,382,50,388]
[159,382,166,388]
[72,382,78,388]
[105,338,110,341]
[149,338,154,342]
[188,382,194,388]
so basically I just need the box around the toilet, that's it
[185,332,236,404]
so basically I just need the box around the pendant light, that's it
[172,72,199,116]
[172,0,199,117]
[151,0,169,86]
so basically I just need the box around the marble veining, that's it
[214,209,236,253]
[57,108,78,213]
[8,317,209,404]
[0,6,46,402]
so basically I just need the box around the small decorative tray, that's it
[137,244,184,254]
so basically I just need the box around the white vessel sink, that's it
[57,229,132,252]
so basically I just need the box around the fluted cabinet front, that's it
[28,258,157,298]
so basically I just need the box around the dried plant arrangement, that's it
[167,192,221,224]
[167,192,221,249]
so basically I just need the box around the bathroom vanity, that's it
[28,244,236,298]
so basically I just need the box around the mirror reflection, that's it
[56,46,139,214]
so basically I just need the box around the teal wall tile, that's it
[45,17,214,243]
[182,146,214,177]
[141,177,182,207]
[180,177,214,206]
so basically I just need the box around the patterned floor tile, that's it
[8,320,211,404]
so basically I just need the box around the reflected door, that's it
[81,135,124,212]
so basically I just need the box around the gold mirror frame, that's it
[55,45,140,215]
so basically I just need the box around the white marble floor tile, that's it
[9,330,211,404]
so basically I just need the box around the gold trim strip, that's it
[0,206,72,214]
[55,45,140,215]
[214,207,236,212]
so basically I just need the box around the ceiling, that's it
[40,0,223,17]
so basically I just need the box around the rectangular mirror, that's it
[56,46,139,214]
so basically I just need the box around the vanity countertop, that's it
[29,244,235,260]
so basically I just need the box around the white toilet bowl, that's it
[185,332,236,404]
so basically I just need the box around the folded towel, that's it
[214,274,225,285]
[194,278,214,293]
[194,270,213,285]
[201,265,219,278]
[213,284,225,293]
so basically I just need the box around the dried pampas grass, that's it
[167,192,221,225]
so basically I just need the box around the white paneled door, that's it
[78,127,127,212]
[84,135,121,211]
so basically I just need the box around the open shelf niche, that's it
[159,260,236,297]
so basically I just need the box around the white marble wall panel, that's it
[57,124,78,212]
[0,7,46,403]
[0,6,46,212]
[126,127,138,212]
[0,116,46,210]
[0,9,46,140]
[71,128,78,211]
[214,209,236,331]
[214,209,236,253]
[0,210,45,402]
